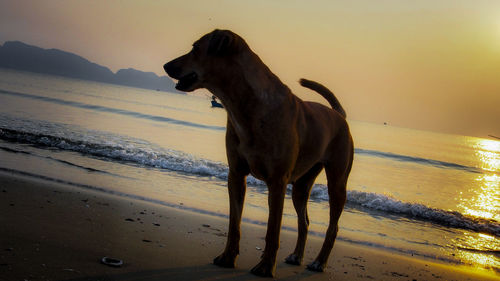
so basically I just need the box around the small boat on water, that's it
[211,96,223,108]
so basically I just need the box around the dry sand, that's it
[1,171,498,281]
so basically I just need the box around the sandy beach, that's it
[0,171,497,281]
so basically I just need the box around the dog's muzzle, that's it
[164,62,198,92]
[175,72,198,91]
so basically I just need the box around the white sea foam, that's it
[345,189,500,236]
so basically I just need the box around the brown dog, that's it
[164,29,353,277]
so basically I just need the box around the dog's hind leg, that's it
[308,133,353,272]
[306,164,348,272]
[285,163,323,265]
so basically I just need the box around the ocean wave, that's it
[355,148,488,174]
[0,89,225,131]
[1,125,499,237]
[309,185,500,236]
[345,189,500,236]
[0,126,227,175]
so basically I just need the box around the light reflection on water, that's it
[454,138,500,270]
[459,138,500,221]
[469,174,499,221]
[451,232,500,272]
[475,139,500,173]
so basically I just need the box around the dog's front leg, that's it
[251,180,287,278]
[214,171,247,268]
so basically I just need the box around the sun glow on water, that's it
[476,139,500,172]
[452,138,500,271]
[457,138,500,221]
[463,174,500,221]
[451,231,500,271]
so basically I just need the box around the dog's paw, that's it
[284,253,302,265]
[213,253,236,268]
[306,260,325,272]
[250,260,275,278]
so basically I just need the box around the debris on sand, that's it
[101,257,123,268]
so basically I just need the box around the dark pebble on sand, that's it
[125,218,135,222]
[153,223,160,226]
[142,239,152,243]
[202,224,210,228]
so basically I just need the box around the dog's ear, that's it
[207,30,237,56]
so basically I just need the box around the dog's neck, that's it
[207,52,294,138]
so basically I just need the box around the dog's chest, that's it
[227,108,296,180]
[235,134,296,182]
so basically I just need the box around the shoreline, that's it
[1,170,498,281]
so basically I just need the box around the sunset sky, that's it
[0,0,499,138]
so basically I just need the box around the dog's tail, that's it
[299,78,346,118]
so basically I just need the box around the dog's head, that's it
[164,29,245,92]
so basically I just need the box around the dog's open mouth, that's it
[175,72,198,91]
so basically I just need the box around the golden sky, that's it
[0,0,499,138]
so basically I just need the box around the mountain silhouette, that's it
[0,41,182,93]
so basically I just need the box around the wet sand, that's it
[0,171,497,281]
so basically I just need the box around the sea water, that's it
[0,68,498,274]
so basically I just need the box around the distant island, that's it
[0,41,183,94]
